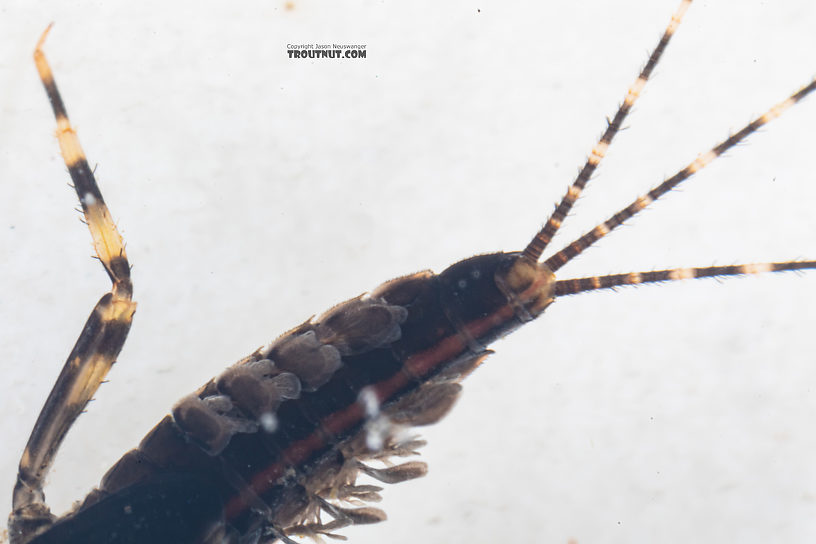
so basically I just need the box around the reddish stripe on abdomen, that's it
[224,300,518,521]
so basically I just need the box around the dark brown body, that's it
[29,253,554,543]
[12,4,815,543]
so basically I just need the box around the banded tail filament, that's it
[6,1,816,544]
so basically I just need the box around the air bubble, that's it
[260,412,278,433]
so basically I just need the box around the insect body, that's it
[5,2,816,543]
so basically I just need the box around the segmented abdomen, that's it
[65,252,530,542]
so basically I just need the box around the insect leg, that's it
[9,26,137,543]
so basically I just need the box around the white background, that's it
[1,1,815,543]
